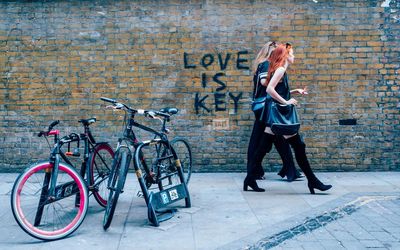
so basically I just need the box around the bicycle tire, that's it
[11,161,89,241]
[170,138,192,185]
[136,141,177,190]
[158,142,181,190]
[90,143,114,207]
[103,150,130,230]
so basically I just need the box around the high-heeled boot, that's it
[243,176,265,192]
[286,134,332,194]
[249,133,275,180]
[278,168,303,180]
[274,135,301,182]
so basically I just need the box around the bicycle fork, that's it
[33,153,60,227]
[34,154,81,226]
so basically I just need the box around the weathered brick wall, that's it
[0,0,399,172]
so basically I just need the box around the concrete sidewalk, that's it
[1,172,399,250]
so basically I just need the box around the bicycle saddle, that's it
[160,108,178,115]
[79,118,97,126]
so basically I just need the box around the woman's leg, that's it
[247,120,267,179]
[286,134,332,194]
[244,132,275,192]
[273,135,300,181]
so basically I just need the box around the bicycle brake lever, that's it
[106,104,123,110]
[115,103,124,109]
[147,111,156,118]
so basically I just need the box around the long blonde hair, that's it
[252,41,277,73]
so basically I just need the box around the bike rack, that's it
[135,141,191,227]
[147,182,189,226]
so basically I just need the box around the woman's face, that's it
[287,48,295,64]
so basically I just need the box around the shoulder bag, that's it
[267,101,300,135]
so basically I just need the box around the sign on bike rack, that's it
[147,173,191,226]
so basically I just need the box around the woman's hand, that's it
[285,98,298,106]
[290,87,308,95]
[292,87,308,95]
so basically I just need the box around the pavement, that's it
[0,171,400,250]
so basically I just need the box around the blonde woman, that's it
[245,42,301,192]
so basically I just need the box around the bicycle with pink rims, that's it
[10,120,90,241]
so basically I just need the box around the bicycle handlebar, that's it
[100,97,171,120]
[49,120,60,130]
[100,97,117,104]
[38,120,60,137]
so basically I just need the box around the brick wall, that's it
[0,0,399,172]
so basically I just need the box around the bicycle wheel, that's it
[170,138,192,185]
[11,162,89,241]
[90,143,114,207]
[158,142,181,190]
[103,150,130,230]
[134,141,191,211]
[135,142,178,190]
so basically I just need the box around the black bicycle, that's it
[10,119,114,240]
[101,97,191,229]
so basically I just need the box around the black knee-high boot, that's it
[244,133,274,192]
[251,133,274,172]
[286,134,332,194]
[274,135,301,182]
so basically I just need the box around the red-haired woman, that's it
[245,42,302,192]
[259,43,331,194]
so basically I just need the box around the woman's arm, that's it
[290,87,308,95]
[266,67,297,105]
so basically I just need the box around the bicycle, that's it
[100,97,191,229]
[10,119,114,240]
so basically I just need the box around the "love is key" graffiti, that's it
[183,51,250,115]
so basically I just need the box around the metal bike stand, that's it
[147,182,189,226]
[135,141,192,227]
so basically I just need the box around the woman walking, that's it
[263,43,332,194]
[244,42,301,192]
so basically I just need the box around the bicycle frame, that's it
[113,108,167,150]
